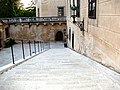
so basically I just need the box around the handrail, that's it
[0,16,66,24]
[7,38,50,64]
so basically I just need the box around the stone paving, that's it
[0,42,120,90]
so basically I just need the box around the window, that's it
[69,28,71,41]
[70,0,80,17]
[58,7,64,16]
[76,0,80,17]
[38,8,39,17]
[88,0,96,19]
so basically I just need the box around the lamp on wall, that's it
[77,19,84,31]
[70,0,84,31]
[71,11,84,31]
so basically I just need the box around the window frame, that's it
[76,0,80,17]
[58,7,64,17]
[38,8,40,17]
[70,0,80,17]
[88,0,96,19]
[69,28,71,41]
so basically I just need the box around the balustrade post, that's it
[10,39,15,64]
[38,41,40,52]
[40,41,42,52]
[21,40,25,59]
[34,40,36,54]
[43,41,45,51]
[49,41,50,49]
[29,40,32,56]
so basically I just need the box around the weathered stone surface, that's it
[0,22,9,48]
[67,0,120,73]
[0,43,120,90]
[36,0,66,17]
[9,23,66,42]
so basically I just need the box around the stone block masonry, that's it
[9,23,66,42]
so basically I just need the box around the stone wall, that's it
[0,22,8,48]
[36,0,66,17]
[0,23,4,48]
[9,23,67,42]
[67,0,120,72]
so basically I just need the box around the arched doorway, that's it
[5,27,10,38]
[55,31,63,41]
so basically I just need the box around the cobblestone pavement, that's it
[0,42,120,90]
[0,43,49,67]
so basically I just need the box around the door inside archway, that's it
[55,31,63,41]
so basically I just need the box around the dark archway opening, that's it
[55,31,63,41]
[5,27,10,38]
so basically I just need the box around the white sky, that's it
[21,0,32,7]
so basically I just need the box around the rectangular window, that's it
[73,0,75,5]
[76,0,80,17]
[88,0,96,19]
[70,0,72,17]
[70,0,80,17]
[38,8,39,17]
[69,28,71,41]
[58,7,64,16]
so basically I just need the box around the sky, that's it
[20,0,32,8]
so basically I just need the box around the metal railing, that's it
[9,39,50,64]
[0,16,66,24]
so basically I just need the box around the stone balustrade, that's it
[0,16,66,24]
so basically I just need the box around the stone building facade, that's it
[66,0,120,73]
[36,0,66,17]
[9,22,66,42]
[2,0,120,73]
[9,0,67,42]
